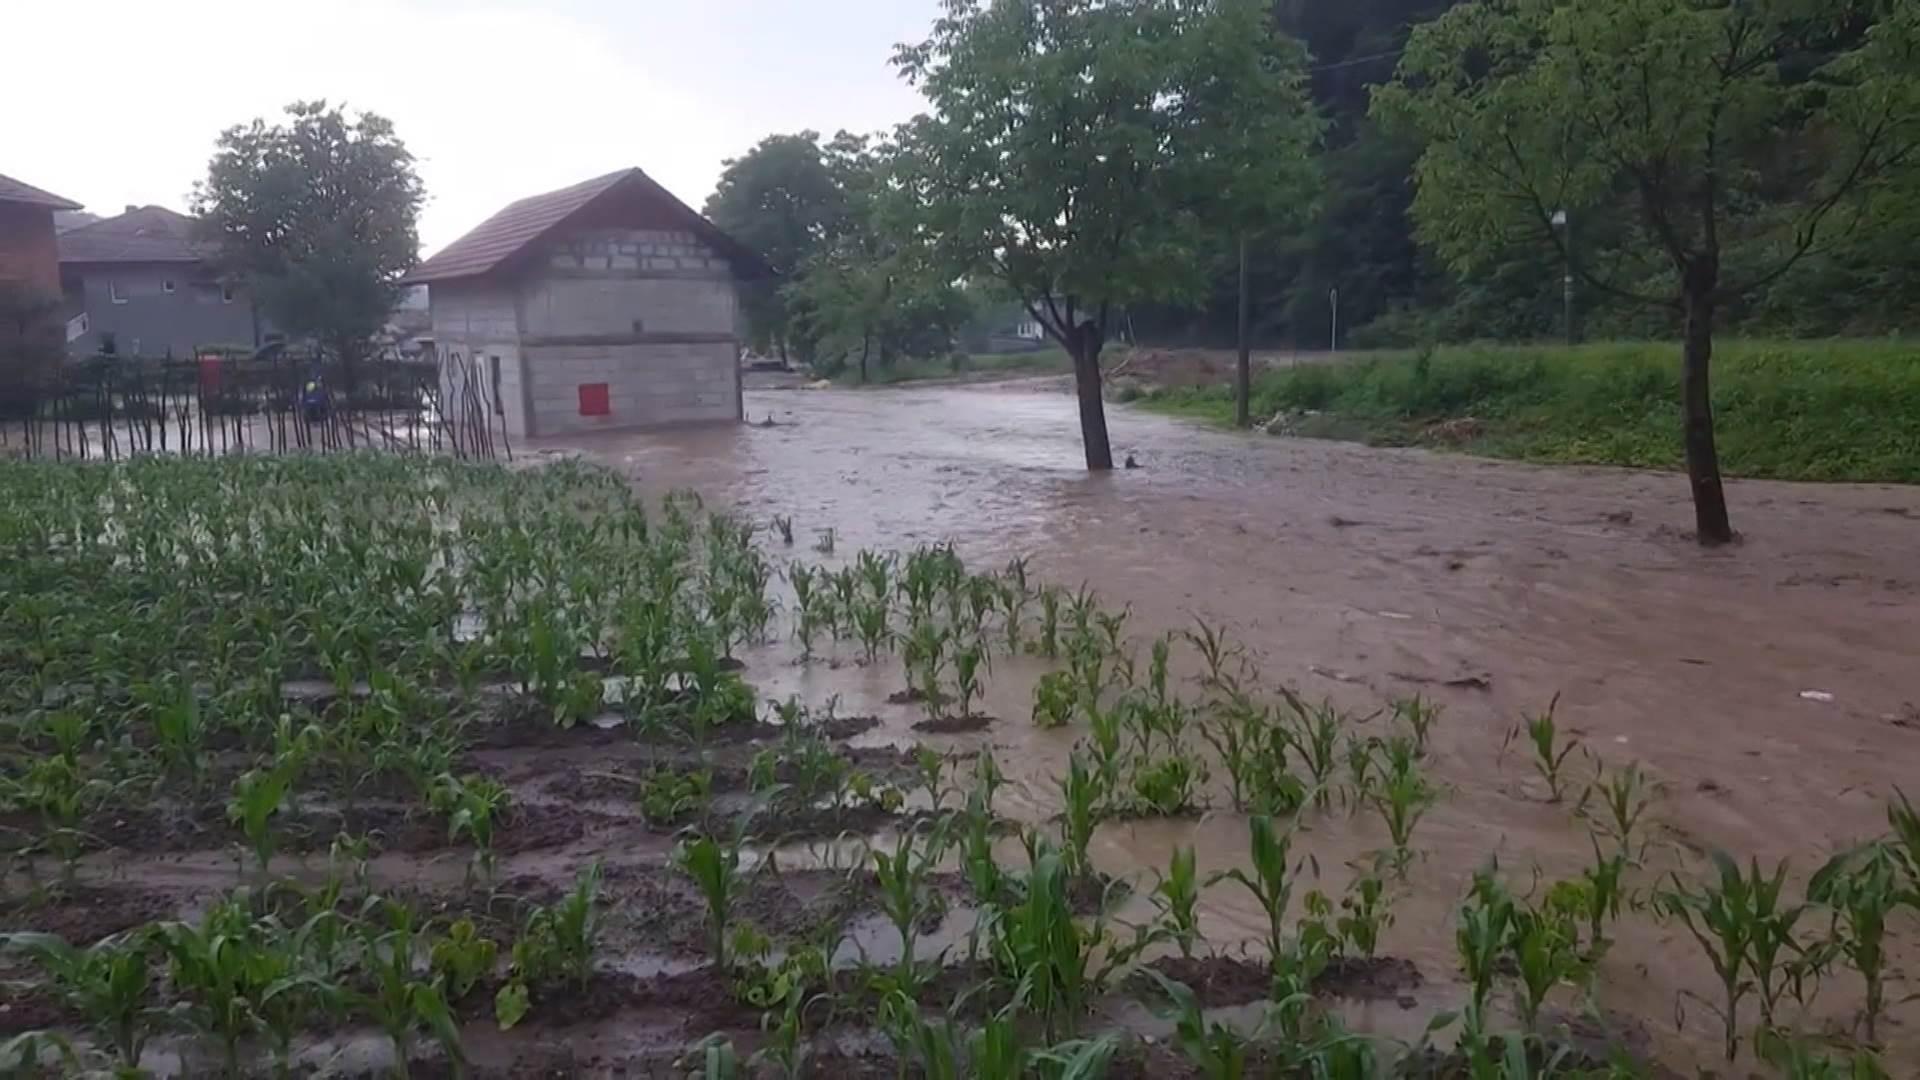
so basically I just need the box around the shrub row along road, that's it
[546,380,1920,870]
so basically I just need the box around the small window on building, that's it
[162,279,176,294]
[109,280,128,304]
[221,285,236,304]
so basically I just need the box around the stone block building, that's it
[407,168,766,438]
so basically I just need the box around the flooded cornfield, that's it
[1,385,1915,1077]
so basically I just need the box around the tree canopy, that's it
[1374,0,1920,541]
[702,132,847,361]
[194,100,424,377]
[894,0,1318,469]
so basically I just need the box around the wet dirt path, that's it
[535,381,1920,1068]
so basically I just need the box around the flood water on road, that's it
[537,380,1920,1069]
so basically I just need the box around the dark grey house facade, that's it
[59,206,270,358]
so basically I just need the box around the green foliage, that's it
[1657,851,1809,1062]
[675,834,743,970]
[702,131,845,358]
[894,0,1316,465]
[195,100,424,373]
[637,765,713,826]
[1140,339,1920,484]
[1,929,159,1073]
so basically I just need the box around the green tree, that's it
[195,100,424,387]
[895,0,1318,469]
[704,132,847,363]
[1375,0,1920,544]
[788,134,972,381]
[1177,4,1320,425]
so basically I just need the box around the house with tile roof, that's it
[405,168,768,438]
[58,205,270,358]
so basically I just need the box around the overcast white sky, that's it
[3,0,940,253]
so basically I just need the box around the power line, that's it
[1309,49,1403,73]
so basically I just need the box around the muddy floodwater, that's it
[532,380,1920,1071]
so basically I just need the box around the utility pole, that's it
[1235,233,1251,428]
[1553,209,1575,346]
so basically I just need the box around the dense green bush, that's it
[1141,339,1920,483]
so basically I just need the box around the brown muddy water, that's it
[524,380,1920,1072]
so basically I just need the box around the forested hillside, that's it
[1129,0,1920,349]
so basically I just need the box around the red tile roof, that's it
[405,167,767,284]
[0,172,82,211]
[58,206,211,264]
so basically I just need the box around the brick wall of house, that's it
[0,203,60,295]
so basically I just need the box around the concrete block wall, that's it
[546,229,730,277]
[520,276,737,338]
[429,282,527,436]
[521,341,738,436]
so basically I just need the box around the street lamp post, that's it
[1551,209,1575,347]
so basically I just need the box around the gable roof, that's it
[0,172,82,211]
[59,206,212,264]
[405,167,768,285]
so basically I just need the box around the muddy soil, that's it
[524,382,1920,1072]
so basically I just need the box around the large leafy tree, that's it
[703,132,847,362]
[1375,0,1920,544]
[788,134,972,381]
[195,101,424,385]
[895,0,1318,470]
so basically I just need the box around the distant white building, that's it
[405,168,768,439]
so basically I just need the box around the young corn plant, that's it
[1368,740,1436,878]
[1060,751,1106,888]
[430,772,512,885]
[1506,897,1586,1031]
[1336,866,1394,960]
[1392,694,1443,756]
[227,762,296,878]
[982,844,1114,1041]
[1456,864,1516,1019]
[1283,693,1345,808]
[1184,617,1243,693]
[1507,696,1582,802]
[853,595,891,663]
[1213,815,1310,980]
[1035,586,1063,658]
[951,640,985,720]
[1808,842,1902,1043]
[1143,970,1256,1080]
[676,833,744,971]
[1,930,159,1075]
[1657,851,1806,1062]
[870,823,950,991]
[1151,844,1203,959]
[358,902,464,1080]
[499,861,603,1029]
[1578,760,1656,860]
[788,563,825,660]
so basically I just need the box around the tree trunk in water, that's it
[1235,234,1252,429]
[1070,321,1114,471]
[858,332,870,384]
[1681,270,1733,545]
